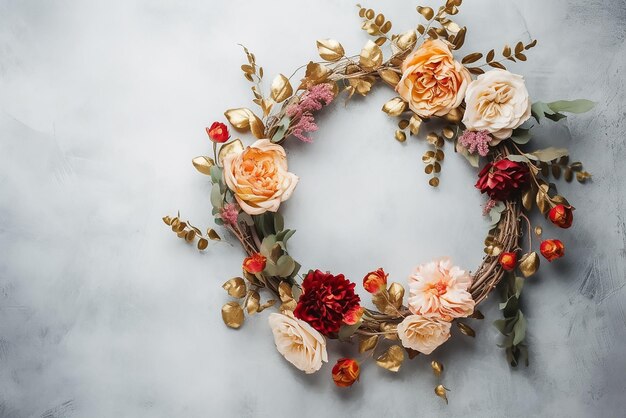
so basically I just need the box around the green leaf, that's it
[511,127,532,144]
[547,99,595,114]
[273,212,284,232]
[338,319,362,341]
[210,166,223,184]
[514,276,525,298]
[276,255,296,277]
[505,154,529,163]
[493,319,507,334]
[260,235,277,257]
[210,183,223,209]
[271,116,290,143]
[512,311,526,345]
[527,147,569,162]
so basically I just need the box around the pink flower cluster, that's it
[458,130,491,157]
[220,203,239,226]
[286,83,334,142]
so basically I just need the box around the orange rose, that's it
[498,252,517,271]
[243,252,266,274]
[363,268,388,293]
[548,205,574,229]
[223,139,299,215]
[540,239,565,262]
[396,39,471,118]
[332,358,360,387]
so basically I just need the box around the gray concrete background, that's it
[0,0,625,417]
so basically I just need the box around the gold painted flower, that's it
[223,139,299,215]
[396,39,471,118]
[407,258,475,321]
[268,312,328,374]
[397,314,451,355]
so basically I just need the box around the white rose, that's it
[462,69,531,142]
[268,312,328,374]
[397,314,451,355]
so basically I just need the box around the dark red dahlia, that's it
[475,159,530,201]
[294,270,361,335]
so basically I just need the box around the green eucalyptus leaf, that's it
[527,147,569,162]
[273,212,285,232]
[210,165,222,184]
[512,311,526,346]
[210,183,223,209]
[338,319,362,342]
[511,127,532,144]
[547,99,595,114]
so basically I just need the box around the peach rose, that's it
[396,39,471,118]
[223,139,299,215]
[397,314,451,355]
[462,69,531,142]
[407,258,475,321]
[268,312,328,374]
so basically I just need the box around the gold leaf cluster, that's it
[163,213,220,251]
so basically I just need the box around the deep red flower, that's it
[475,159,530,201]
[548,204,574,229]
[294,270,361,335]
[206,122,230,143]
[540,239,565,262]
[242,252,266,274]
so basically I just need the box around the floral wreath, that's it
[164,0,593,400]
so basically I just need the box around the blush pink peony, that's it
[407,258,475,321]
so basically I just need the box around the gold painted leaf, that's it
[382,97,407,116]
[224,108,265,139]
[435,385,449,404]
[462,52,483,64]
[456,322,475,337]
[316,39,344,62]
[348,77,374,96]
[409,115,422,135]
[387,282,405,310]
[217,138,244,165]
[519,252,540,277]
[246,291,260,314]
[417,6,434,20]
[270,74,293,103]
[380,322,399,340]
[378,69,400,86]
[191,156,215,175]
[207,228,221,241]
[522,183,537,211]
[396,29,417,52]
[221,302,244,329]
[278,281,293,302]
[359,40,383,70]
[299,61,330,90]
[431,360,444,377]
[197,238,208,250]
[222,277,247,298]
[375,345,405,372]
[359,335,378,353]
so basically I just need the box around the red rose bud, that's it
[294,270,361,335]
[343,306,364,326]
[548,204,574,229]
[206,122,230,143]
[363,268,388,293]
[498,252,517,271]
[475,159,530,201]
[332,358,360,388]
[242,252,266,274]
[540,239,565,262]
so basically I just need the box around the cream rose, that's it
[462,69,531,142]
[396,39,471,118]
[223,139,299,215]
[268,312,328,374]
[397,314,451,355]
[407,257,475,321]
